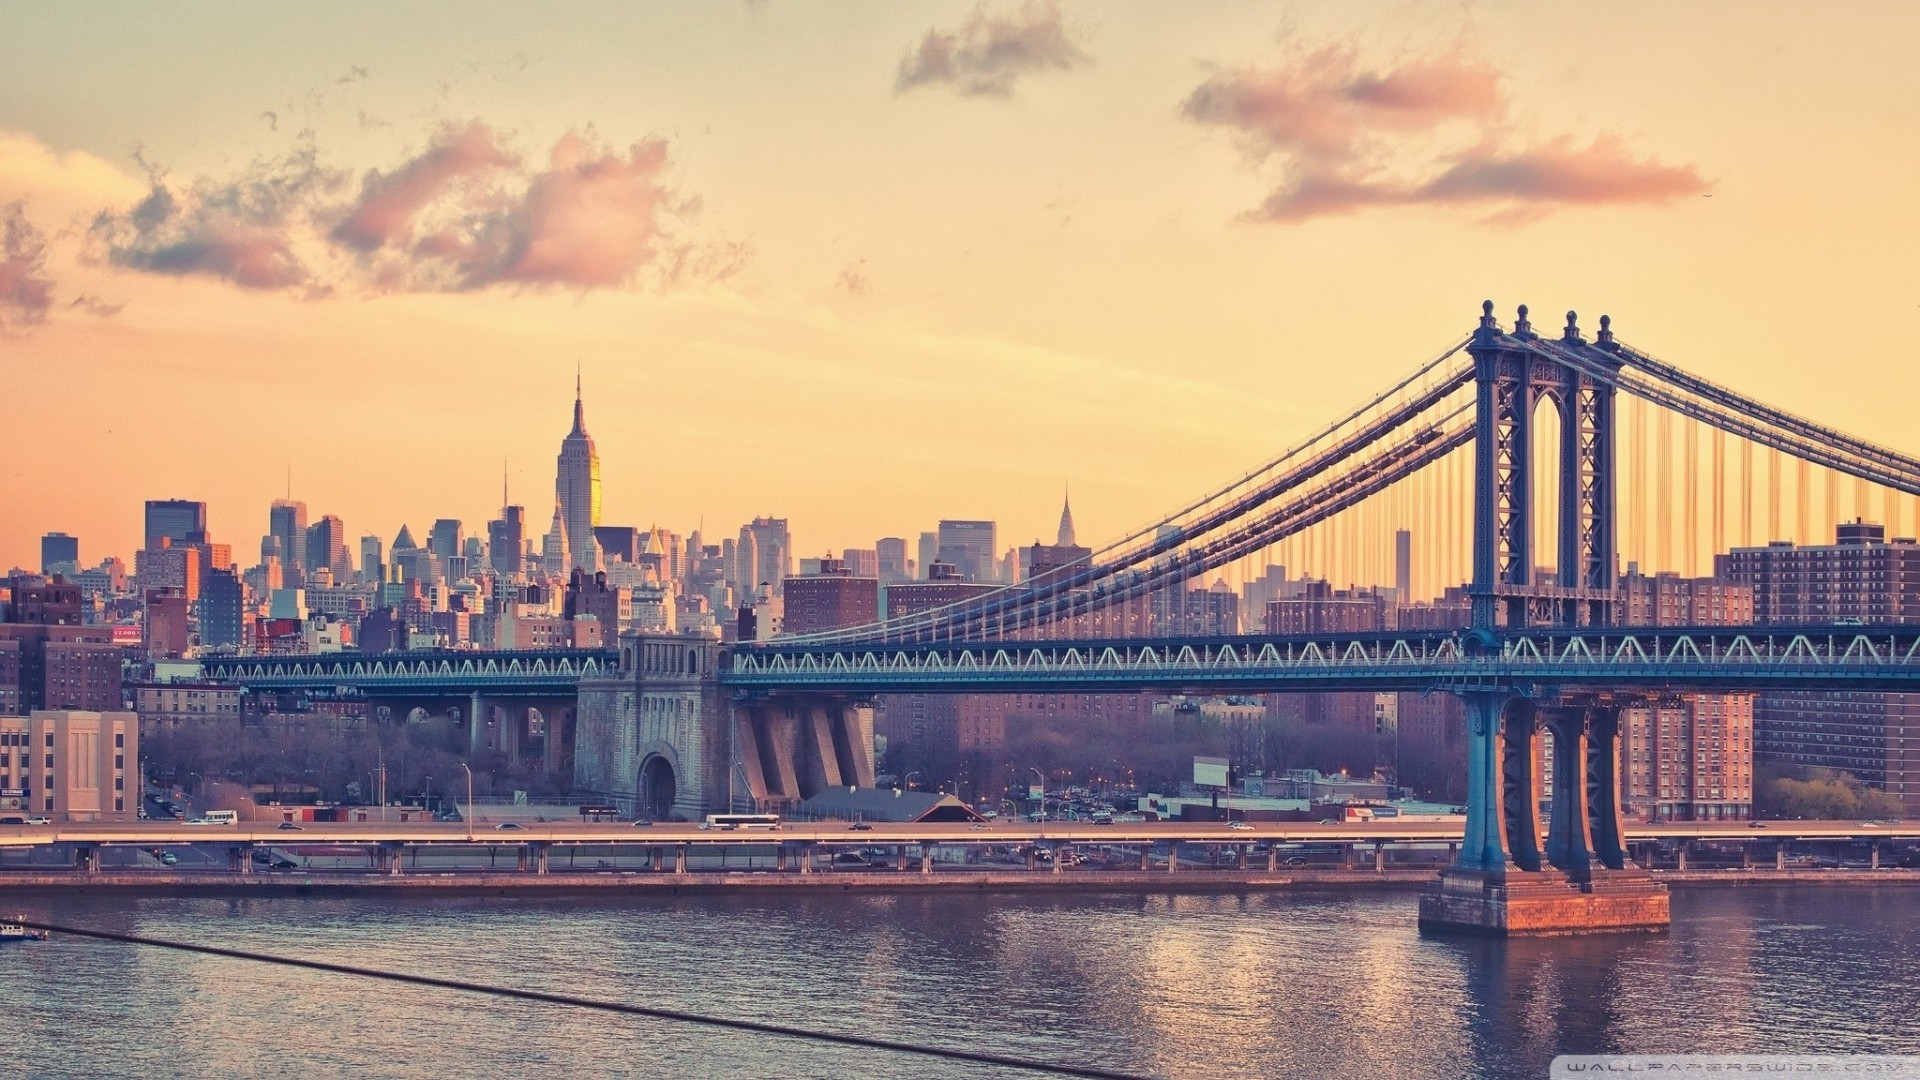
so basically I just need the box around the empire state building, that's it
[555,371,601,571]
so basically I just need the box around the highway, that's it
[1,818,1914,848]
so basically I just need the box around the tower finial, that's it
[570,362,586,435]
[1514,303,1533,338]
[1562,310,1582,342]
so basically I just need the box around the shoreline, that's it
[2,866,1917,898]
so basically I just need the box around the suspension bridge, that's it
[221,300,1920,933]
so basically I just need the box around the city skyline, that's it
[6,4,1920,572]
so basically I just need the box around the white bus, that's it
[703,813,780,831]
[187,810,238,825]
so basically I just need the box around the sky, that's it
[3,1,1919,574]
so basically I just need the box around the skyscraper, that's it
[269,499,308,578]
[40,533,78,578]
[306,515,347,578]
[876,537,909,582]
[145,500,207,551]
[746,517,791,593]
[359,534,384,584]
[937,520,998,583]
[429,519,463,560]
[555,370,601,572]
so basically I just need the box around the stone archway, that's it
[639,754,677,822]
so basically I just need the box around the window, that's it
[114,777,123,791]
[44,754,53,769]
[115,755,123,770]
[115,733,124,748]
[44,734,52,747]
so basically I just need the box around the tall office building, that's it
[555,372,602,572]
[144,500,207,552]
[306,515,348,579]
[488,508,525,578]
[876,537,910,583]
[359,535,384,584]
[745,518,791,593]
[429,519,463,561]
[269,499,308,578]
[201,568,244,648]
[937,520,998,583]
[40,533,79,578]
[917,532,938,580]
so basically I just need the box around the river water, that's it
[5,885,1917,1079]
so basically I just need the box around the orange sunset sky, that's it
[3,2,1918,573]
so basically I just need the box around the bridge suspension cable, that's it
[777,340,1475,646]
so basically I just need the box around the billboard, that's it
[1193,756,1229,788]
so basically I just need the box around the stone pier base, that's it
[1417,867,1670,936]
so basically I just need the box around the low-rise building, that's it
[0,710,138,821]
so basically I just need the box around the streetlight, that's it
[1029,768,1046,822]
[903,771,922,792]
[459,762,474,841]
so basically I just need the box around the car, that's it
[276,821,303,831]
[1748,820,1768,829]
[159,852,179,866]
[1226,821,1254,831]
[1317,819,1337,825]
[271,858,297,870]
[848,821,873,831]
[1284,855,1307,865]
[494,822,524,831]
[631,819,654,827]
[968,822,990,830]
[24,817,51,826]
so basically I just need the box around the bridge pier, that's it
[1422,694,1669,937]
[920,842,933,875]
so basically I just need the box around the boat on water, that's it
[0,919,48,942]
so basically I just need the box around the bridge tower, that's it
[1467,300,1620,631]
[1426,302,1668,935]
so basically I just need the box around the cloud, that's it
[68,294,124,318]
[80,120,738,296]
[90,138,345,289]
[1184,42,1707,224]
[895,0,1090,98]
[836,259,869,296]
[0,201,55,332]
[330,121,517,253]
[393,131,684,291]
[0,131,148,218]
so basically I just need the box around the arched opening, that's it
[638,755,677,822]
[1531,392,1564,580]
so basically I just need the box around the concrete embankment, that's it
[3,866,1919,897]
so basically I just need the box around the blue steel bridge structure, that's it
[208,301,1920,911]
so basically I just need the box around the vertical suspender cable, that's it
[1685,415,1699,576]
[1658,405,1673,573]
[1796,457,1811,546]
[1769,447,1782,543]
[1741,437,1754,550]
[1712,425,1725,565]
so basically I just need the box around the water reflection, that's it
[7,886,1920,1079]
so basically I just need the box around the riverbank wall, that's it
[2,866,1917,898]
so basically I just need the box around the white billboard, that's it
[1193,756,1229,788]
